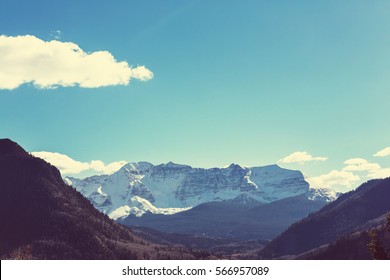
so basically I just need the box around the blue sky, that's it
[1,0,390,191]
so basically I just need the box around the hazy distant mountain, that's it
[259,178,390,259]
[0,139,196,260]
[121,193,327,241]
[67,162,337,220]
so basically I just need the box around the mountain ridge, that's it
[66,161,337,220]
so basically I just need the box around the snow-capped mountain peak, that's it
[67,162,335,220]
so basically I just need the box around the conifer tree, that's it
[367,230,388,260]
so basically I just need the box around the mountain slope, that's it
[121,193,326,241]
[296,213,390,260]
[259,178,390,258]
[0,139,195,260]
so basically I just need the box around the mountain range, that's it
[66,162,338,220]
[1,138,389,260]
[66,160,338,241]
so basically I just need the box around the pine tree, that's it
[367,230,388,260]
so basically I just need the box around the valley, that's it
[1,138,389,260]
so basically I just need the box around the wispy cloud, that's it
[373,147,390,157]
[0,34,153,90]
[32,151,127,175]
[278,151,328,164]
[49,30,62,40]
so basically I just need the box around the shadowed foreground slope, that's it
[259,178,390,259]
[0,139,196,260]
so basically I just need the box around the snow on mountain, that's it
[66,162,333,220]
[249,165,310,200]
[229,193,261,205]
[108,196,191,219]
[306,188,341,203]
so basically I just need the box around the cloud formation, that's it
[367,168,390,179]
[32,151,127,175]
[374,147,390,157]
[343,157,390,179]
[306,170,360,192]
[342,158,381,172]
[307,156,390,192]
[0,35,153,90]
[278,151,328,164]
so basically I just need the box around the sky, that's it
[1,0,390,192]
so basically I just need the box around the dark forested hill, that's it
[259,178,390,259]
[0,139,195,260]
[295,213,390,260]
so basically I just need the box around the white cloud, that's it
[307,156,390,192]
[342,158,381,172]
[343,158,367,165]
[367,168,390,179]
[89,160,128,174]
[306,170,360,192]
[32,152,90,174]
[0,34,153,90]
[278,151,328,164]
[342,157,390,179]
[32,151,127,175]
[373,147,390,157]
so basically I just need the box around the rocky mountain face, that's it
[0,139,196,260]
[66,162,337,220]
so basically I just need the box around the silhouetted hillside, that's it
[0,139,196,260]
[296,213,390,260]
[259,178,390,259]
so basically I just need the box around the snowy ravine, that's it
[65,162,338,220]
